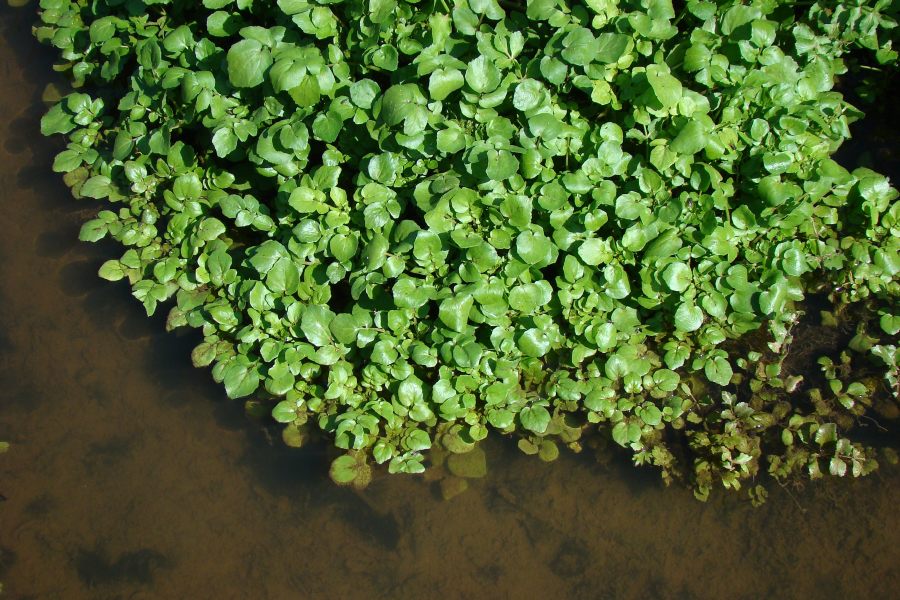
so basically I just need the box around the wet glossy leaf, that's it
[520,405,551,434]
[439,295,473,332]
[227,39,272,88]
[646,64,682,108]
[302,305,335,347]
[663,262,692,292]
[704,356,733,387]
[675,303,703,332]
[518,328,551,357]
[223,358,260,399]
[429,68,464,101]
[465,55,500,94]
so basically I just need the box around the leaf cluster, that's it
[36,0,900,498]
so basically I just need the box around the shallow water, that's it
[0,4,897,599]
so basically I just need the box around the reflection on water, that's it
[0,3,897,599]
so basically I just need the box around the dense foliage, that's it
[35,0,900,499]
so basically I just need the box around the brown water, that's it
[0,5,898,599]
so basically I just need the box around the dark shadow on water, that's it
[73,545,171,588]
[0,5,59,88]
[83,434,137,475]
[57,260,108,297]
[23,493,56,519]
[0,545,16,580]
[230,428,404,549]
[14,164,71,210]
[333,490,402,550]
[605,446,667,496]
[75,279,151,338]
[34,227,79,258]
[835,72,900,179]
[549,538,590,578]
[4,113,37,156]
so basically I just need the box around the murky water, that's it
[0,4,897,599]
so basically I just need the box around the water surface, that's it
[0,4,897,599]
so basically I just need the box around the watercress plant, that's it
[35,0,900,499]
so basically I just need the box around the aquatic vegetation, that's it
[33,0,899,499]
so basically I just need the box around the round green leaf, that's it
[513,79,545,111]
[705,356,734,387]
[674,303,704,332]
[520,405,551,434]
[518,328,551,357]
[429,68,464,101]
[663,262,692,292]
[227,39,272,88]
[516,230,553,265]
[272,400,298,423]
[465,55,501,94]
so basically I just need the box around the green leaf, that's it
[578,239,607,266]
[508,281,552,314]
[670,119,707,155]
[223,358,260,399]
[329,455,367,485]
[249,240,287,274]
[612,421,642,447]
[398,377,425,408]
[520,405,551,434]
[674,303,704,332]
[763,152,792,174]
[350,79,380,109]
[526,0,558,20]
[437,127,466,154]
[272,400,298,423]
[80,176,113,199]
[561,28,597,67]
[381,84,420,126]
[639,404,662,427]
[595,33,631,63]
[78,219,108,242]
[465,55,501,94]
[330,313,359,345]
[53,149,82,173]
[829,457,847,477]
[41,103,76,135]
[782,248,809,277]
[227,39,273,88]
[429,68,464,101]
[371,45,398,71]
[704,356,733,387]
[371,340,399,365]
[198,218,226,241]
[662,262,692,292]
[404,429,432,452]
[513,79,545,111]
[212,128,238,157]
[394,277,432,309]
[516,230,553,265]
[301,305,335,346]
[604,263,631,299]
[880,313,900,336]
[368,0,397,24]
[439,295,474,332]
[646,64,682,108]
[518,328,551,357]
[312,111,342,143]
[98,260,125,281]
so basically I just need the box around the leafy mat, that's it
[35,0,900,500]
